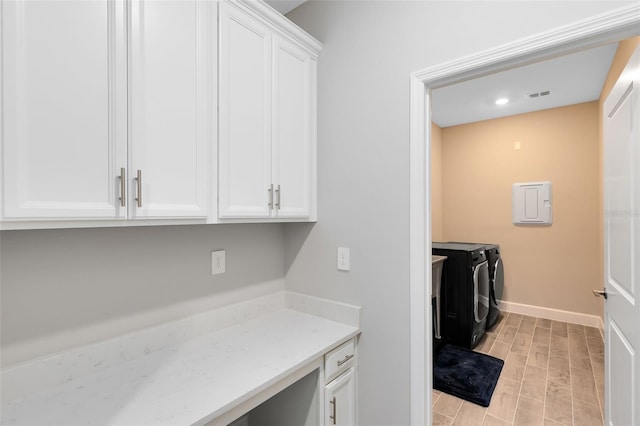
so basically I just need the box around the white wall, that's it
[284,2,632,425]
[0,224,285,367]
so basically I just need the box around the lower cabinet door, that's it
[324,368,355,426]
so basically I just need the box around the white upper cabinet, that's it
[218,3,273,218]
[273,35,315,218]
[218,0,321,221]
[128,0,211,219]
[1,0,319,229]
[1,0,213,228]
[1,0,128,220]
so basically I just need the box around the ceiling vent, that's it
[529,90,551,98]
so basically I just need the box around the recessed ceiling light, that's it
[495,98,509,105]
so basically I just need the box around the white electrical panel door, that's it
[128,0,209,219]
[2,0,127,219]
[512,181,552,225]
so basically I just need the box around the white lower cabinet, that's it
[239,338,357,426]
[324,368,356,426]
[324,339,357,426]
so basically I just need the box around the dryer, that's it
[432,242,490,349]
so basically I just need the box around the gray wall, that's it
[1,224,285,366]
[248,370,319,426]
[284,2,631,425]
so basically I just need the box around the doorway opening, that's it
[408,5,640,425]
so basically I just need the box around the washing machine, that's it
[450,242,504,329]
[432,242,490,349]
[483,244,504,329]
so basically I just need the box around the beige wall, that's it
[598,37,640,319]
[441,102,601,316]
[431,123,444,241]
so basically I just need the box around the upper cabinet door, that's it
[218,2,273,218]
[1,0,127,219]
[128,0,210,219]
[272,35,314,219]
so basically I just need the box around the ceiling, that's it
[264,2,619,129]
[431,43,619,128]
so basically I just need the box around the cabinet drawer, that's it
[325,339,355,383]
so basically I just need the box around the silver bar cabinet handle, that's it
[275,184,281,210]
[118,167,126,207]
[268,184,274,209]
[337,354,354,367]
[135,169,142,207]
[329,396,337,425]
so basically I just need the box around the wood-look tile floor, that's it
[432,312,605,426]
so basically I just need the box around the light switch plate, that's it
[211,250,226,275]
[337,247,350,271]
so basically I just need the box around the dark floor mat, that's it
[433,344,504,407]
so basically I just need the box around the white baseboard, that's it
[499,300,603,329]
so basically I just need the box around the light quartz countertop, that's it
[1,292,361,425]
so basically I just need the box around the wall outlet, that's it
[211,250,226,275]
[337,247,350,271]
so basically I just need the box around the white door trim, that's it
[408,4,640,425]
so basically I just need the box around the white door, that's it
[2,0,127,219]
[272,35,312,218]
[128,0,208,219]
[324,368,356,426]
[602,44,640,426]
[218,2,272,218]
